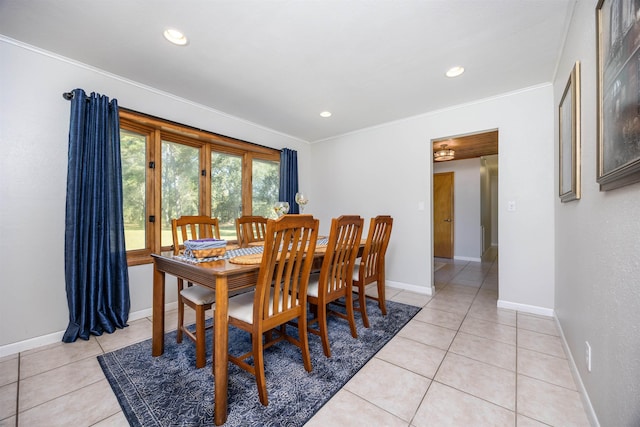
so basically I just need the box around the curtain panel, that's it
[63,88,130,342]
[279,148,299,214]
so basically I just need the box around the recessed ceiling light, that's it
[163,28,188,46]
[320,111,332,118]
[446,66,465,78]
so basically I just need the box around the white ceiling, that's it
[0,0,575,143]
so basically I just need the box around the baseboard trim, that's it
[494,301,599,425]
[496,299,554,317]
[0,331,66,358]
[453,255,482,262]
[386,280,435,296]
[554,316,601,427]
[0,301,178,358]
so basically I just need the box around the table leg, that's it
[152,266,166,357]
[214,276,229,426]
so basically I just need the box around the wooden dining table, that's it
[150,238,361,425]
[152,250,261,426]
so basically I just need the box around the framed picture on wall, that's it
[559,61,581,202]
[596,0,640,190]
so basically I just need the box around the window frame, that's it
[119,109,280,266]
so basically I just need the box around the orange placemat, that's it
[229,254,263,265]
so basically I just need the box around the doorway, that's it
[431,130,499,263]
[433,172,454,258]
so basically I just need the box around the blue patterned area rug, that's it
[98,299,419,426]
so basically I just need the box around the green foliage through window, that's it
[253,159,279,218]
[161,141,199,246]
[120,129,146,251]
[119,110,281,264]
[211,152,242,226]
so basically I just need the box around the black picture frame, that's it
[596,0,640,190]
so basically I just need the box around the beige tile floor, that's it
[0,248,592,426]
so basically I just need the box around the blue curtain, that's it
[63,88,130,343]
[279,148,299,214]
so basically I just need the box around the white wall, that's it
[309,85,555,312]
[433,157,482,261]
[0,38,310,352]
[0,36,557,359]
[553,1,640,425]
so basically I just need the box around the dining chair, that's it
[225,214,319,406]
[306,215,364,357]
[352,215,393,328]
[171,215,221,368]
[235,215,268,247]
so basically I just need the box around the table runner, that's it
[174,238,330,263]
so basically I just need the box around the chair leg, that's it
[298,314,312,372]
[177,279,185,343]
[265,329,275,343]
[357,283,370,328]
[377,278,387,315]
[194,304,206,369]
[309,303,318,318]
[345,289,358,339]
[211,320,215,364]
[318,303,331,357]
[254,333,268,406]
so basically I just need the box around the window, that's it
[120,128,147,252]
[211,151,243,239]
[161,139,201,247]
[252,159,280,217]
[119,109,280,265]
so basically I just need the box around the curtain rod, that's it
[62,91,100,102]
[62,91,91,101]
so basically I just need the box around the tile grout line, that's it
[426,252,524,418]
[407,264,470,427]
[408,259,473,426]
[427,258,478,398]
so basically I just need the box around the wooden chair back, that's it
[235,215,268,247]
[307,215,363,355]
[255,215,319,329]
[352,215,393,327]
[169,215,220,368]
[318,215,364,302]
[171,215,221,255]
[226,214,319,405]
[357,215,393,285]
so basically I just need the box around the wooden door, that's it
[433,172,454,258]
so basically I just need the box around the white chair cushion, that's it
[307,273,320,298]
[181,285,216,305]
[228,289,296,324]
[227,290,256,323]
[352,263,361,281]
